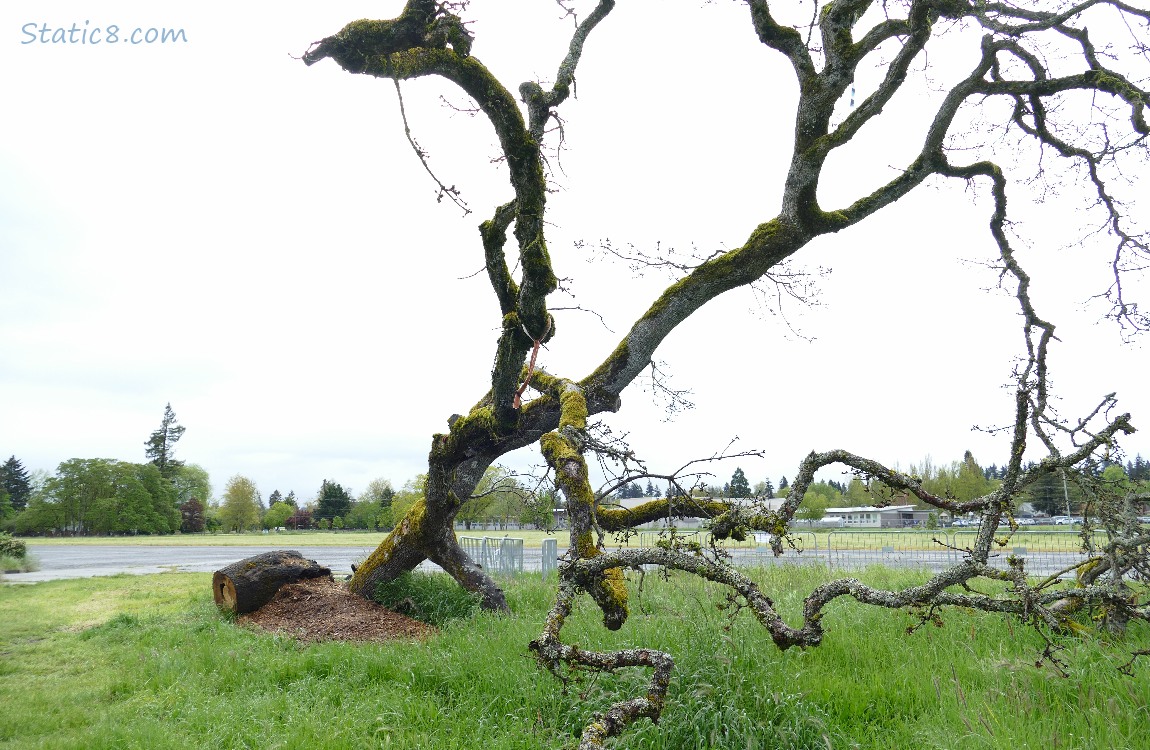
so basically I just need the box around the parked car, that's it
[1016,517,1037,526]
[1051,516,1072,525]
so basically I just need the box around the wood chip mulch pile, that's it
[238,576,436,643]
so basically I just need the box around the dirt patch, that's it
[239,576,436,643]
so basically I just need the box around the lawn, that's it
[2,565,1147,749]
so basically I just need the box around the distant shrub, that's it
[373,571,480,627]
[0,531,26,559]
[0,553,38,574]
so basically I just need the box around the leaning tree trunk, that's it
[212,550,332,615]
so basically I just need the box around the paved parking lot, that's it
[3,535,1092,584]
[5,545,385,583]
[4,544,552,583]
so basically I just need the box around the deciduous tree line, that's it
[2,406,210,536]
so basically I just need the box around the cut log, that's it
[212,550,332,615]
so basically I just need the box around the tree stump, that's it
[212,550,332,615]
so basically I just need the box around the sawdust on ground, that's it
[239,576,436,643]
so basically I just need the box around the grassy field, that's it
[2,566,1147,749]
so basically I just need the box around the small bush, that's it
[0,532,26,559]
[1,553,38,573]
[373,571,481,626]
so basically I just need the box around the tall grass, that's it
[373,571,482,626]
[1,566,1147,749]
[0,553,39,576]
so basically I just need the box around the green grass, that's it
[2,567,1147,749]
[373,571,482,626]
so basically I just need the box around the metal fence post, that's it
[541,537,558,579]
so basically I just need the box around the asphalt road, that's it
[4,543,1084,583]
[5,545,403,583]
[3,544,552,583]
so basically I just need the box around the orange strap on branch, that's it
[513,316,551,409]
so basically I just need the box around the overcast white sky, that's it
[1,1,1145,504]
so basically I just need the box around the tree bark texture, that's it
[212,550,332,615]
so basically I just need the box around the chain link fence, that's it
[459,530,1108,579]
[460,536,524,575]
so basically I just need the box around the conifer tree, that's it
[316,480,354,521]
[144,404,186,481]
[728,468,752,498]
[1,456,33,512]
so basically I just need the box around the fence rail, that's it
[459,536,524,575]
[456,530,1109,579]
[812,529,1108,576]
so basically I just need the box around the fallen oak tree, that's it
[301,0,1150,745]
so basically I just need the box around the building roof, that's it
[824,505,917,514]
[607,496,786,511]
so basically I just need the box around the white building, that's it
[824,505,927,528]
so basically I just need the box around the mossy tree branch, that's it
[305,3,1150,741]
[534,370,629,630]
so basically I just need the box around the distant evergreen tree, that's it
[779,476,789,492]
[1,456,33,512]
[268,489,284,506]
[614,481,640,499]
[763,479,775,499]
[316,479,353,520]
[728,468,751,498]
[144,403,186,481]
[1128,455,1148,482]
[645,480,657,497]
[284,490,298,507]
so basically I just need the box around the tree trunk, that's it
[212,550,332,615]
